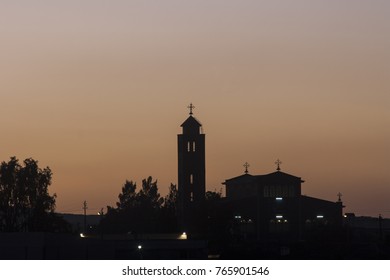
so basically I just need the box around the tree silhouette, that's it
[117,180,138,210]
[163,183,178,212]
[138,176,164,210]
[0,157,69,232]
[103,177,178,234]
[160,183,178,232]
[102,180,139,233]
[205,190,222,201]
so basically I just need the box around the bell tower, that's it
[177,103,206,233]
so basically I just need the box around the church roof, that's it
[181,115,202,127]
[223,170,304,185]
[256,171,305,183]
[222,173,256,185]
[301,195,339,205]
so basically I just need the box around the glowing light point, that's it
[179,232,188,240]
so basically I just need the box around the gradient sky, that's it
[1,1,389,217]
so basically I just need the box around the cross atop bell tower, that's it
[177,104,206,233]
[275,159,282,171]
[243,162,250,174]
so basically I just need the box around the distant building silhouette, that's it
[223,162,344,241]
[177,104,206,233]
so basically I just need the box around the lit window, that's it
[190,174,193,184]
[276,215,283,219]
[316,215,324,219]
[193,141,196,152]
[275,197,283,201]
[187,142,190,152]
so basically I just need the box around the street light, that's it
[137,244,143,260]
[179,232,187,240]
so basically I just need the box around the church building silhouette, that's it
[177,103,206,233]
[177,104,343,240]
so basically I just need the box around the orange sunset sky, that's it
[1,1,389,217]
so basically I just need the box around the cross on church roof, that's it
[275,159,282,171]
[243,162,250,174]
[337,192,343,202]
[188,103,195,115]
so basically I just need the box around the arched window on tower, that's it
[190,174,194,184]
[192,141,196,152]
[187,142,190,152]
[190,192,194,202]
